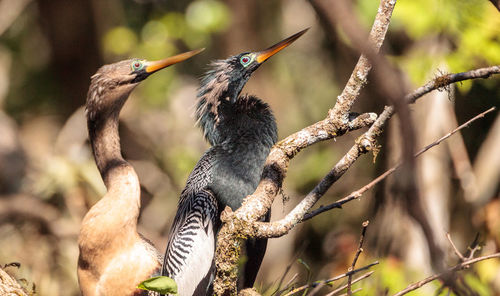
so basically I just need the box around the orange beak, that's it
[255,28,309,64]
[145,48,205,73]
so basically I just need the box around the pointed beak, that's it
[145,48,205,74]
[255,28,309,64]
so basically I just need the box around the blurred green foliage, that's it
[0,0,499,295]
[358,0,500,91]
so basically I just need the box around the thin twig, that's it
[391,252,500,296]
[280,273,299,296]
[347,221,369,295]
[282,262,379,296]
[446,233,466,262]
[327,272,374,296]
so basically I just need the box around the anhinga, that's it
[78,49,203,296]
[162,29,308,296]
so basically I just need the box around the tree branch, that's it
[213,1,396,294]
[247,67,498,238]
[391,252,500,296]
[326,272,372,296]
[304,106,496,220]
[214,0,500,292]
[310,0,397,122]
[347,221,369,296]
[0,266,28,296]
[281,262,378,296]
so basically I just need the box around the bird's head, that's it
[86,49,204,120]
[198,28,308,105]
[226,28,309,101]
[196,29,308,144]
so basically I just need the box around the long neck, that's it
[88,113,127,185]
[80,78,144,261]
[86,85,137,190]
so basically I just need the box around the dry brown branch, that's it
[463,234,482,261]
[213,0,500,291]
[248,78,497,237]
[439,234,482,294]
[310,0,417,195]
[326,272,373,296]
[304,107,496,220]
[391,252,500,296]
[309,0,397,121]
[281,262,378,296]
[226,2,398,237]
[213,0,396,294]
[278,273,299,296]
[446,233,466,262]
[347,221,369,296]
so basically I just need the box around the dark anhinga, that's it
[162,29,308,296]
[78,49,203,296]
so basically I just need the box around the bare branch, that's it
[464,234,481,261]
[0,266,28,296]
[279,273,299,296]
[309,0,396,121]
[246,65,500,240]
[248,104,496,237]
[446,233,466,262]
[347,221,369,296]
[281,262,378,296]
[304,106,496,220]
[213,0,396,293]
[391,252,500,296]
[326,272,374,296]
[214,0,500,291]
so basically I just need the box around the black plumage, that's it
[162,29,308,296]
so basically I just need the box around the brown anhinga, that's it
[161,29,308,296]
[78,49,203,296]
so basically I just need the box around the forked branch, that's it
[303,106,496,221]
[213,0,396,294]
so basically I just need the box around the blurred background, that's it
[0,0,499,295]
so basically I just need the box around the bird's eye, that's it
[240,55,254,67]
[131,60,144,71]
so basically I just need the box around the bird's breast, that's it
[95,240,161,296]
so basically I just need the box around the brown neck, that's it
[88,109,130,188]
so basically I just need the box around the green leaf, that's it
[137,276,178,294]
